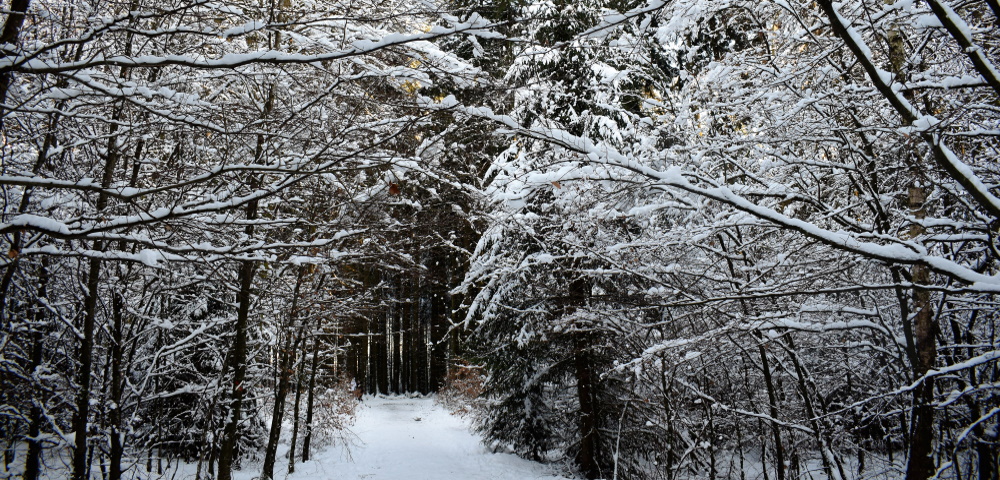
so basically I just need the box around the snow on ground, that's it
[5,395,571,480]
[289,395,572,480]
[3,395,902,480]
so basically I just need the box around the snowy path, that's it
[288,396,572,480]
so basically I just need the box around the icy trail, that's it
[287,396,571,480]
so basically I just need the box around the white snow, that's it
[2,214,72,235]
[14,396,571,480]
[285,396,571,480]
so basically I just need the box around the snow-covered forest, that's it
[0,0,997,479]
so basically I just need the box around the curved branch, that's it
[817,0,1000,220]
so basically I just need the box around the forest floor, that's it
[8,396,573,480]
[278,395,573,480]
[5,396,887,480]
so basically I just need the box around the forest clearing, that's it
[0,1,998,480]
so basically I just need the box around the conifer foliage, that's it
[448,1,1000,479]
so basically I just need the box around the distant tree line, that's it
[1,1,998,480]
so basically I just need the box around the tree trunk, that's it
[780,336,845,480]
[108,292,125,480]
[574,331,601,479]
[23,258,49,480]
[906,263,937,480]
[287,330,309,474]
[568,277,601,479]
[216,75,272,479]
[719,231,785,480]
[755,343,786,480]
[261,344,294,479]
[0,98,65,319]
[71,255,101,480]
[375,315,388,395]
[262,272,305,479]
[216,259,256,480]
[704,397,717,480]
[302,331,321,462]
[106,116,147,480]
[0,0,31,126]
[72,118,123,480]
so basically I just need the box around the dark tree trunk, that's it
[719,230,785,480]
[71,255,101,480]
[397,279,406,394]
[395,289,404,394]
[71,84,128,479]
[287,330,309,474]
[358,328,369,394]
[905,185,937,480]
[0,0,31,125]
[976,435,997,480]
[261,345,294,479]
[704,397,717,480]
[780,336,846,480]
[108,292,125,480]
[345,332,358,390]
[568,277,601,480]
[906,264,937,480]
[430,270,449,392]
[216,259,256,480]
[23,258,49,480]
[376,315,388,395]
[408,278,419,394]
[758,344,786,480]
[23,349,44,479]
[410,277,418,393]
[574,331,601,480]
[217,77,271,479]
[302,332,321,462]
[106,117,146,480]
[262,272,304,479]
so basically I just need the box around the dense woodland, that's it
[0,1,998,480]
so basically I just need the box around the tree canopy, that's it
[1,1,997,480]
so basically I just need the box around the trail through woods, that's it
[280,396,571,480]
[10,396,573,480]
[3,1,998,478]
